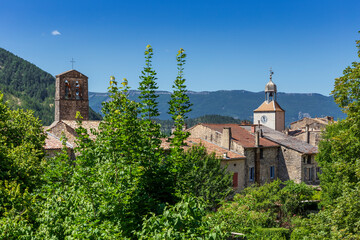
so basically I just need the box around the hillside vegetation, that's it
[0,48,101,125]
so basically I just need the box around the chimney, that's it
[221,127,232,150]
[255,130,260,147]
[251,125,256,133]
[305,124,310,144]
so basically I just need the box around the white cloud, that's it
[51,30,61,36]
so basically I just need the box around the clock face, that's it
[261,115,268,123]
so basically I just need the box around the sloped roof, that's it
[199,123,278,148]
[56,69,88,78]
[62,120,100,136]
[290,117,333,128]
[259,125,318,154]
[161,137,245,159]
[44,132,73,150]
[46,120,101,146]
[254,100,284,112]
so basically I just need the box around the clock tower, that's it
[253,69,285,131]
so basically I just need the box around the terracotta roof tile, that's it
[200,123,278,148]
[44,132,73,150]
[160,137,245,159]
[254,100,284,112]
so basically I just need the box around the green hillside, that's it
[0,48,101,125]
[89,90,346,126]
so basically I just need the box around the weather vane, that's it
[270,67,274,81]
[70,58,75,69]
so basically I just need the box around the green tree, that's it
[176,145,233,210]
[137,195,227,240]
[209,180,315,235]
[0,92,46,238]
[168,48,192,149]
[294,33,360,239]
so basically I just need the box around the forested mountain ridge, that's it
[0,47,101,125]
[89,90,346,126]
[0,47,55,125]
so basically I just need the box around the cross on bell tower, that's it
[70,58,75,69]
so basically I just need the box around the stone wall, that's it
[278,147,303,183]
[221,159,246,191]
[293,131,322,146]
[244,147,278,186]
[55,70,89,121]
[189,125,223,146]
[275,111,285,131]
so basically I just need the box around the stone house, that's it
[288,116,334,146]
[187,123,318,191]
[187,123,279,190]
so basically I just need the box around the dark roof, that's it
[200,123,279,148]
[258,126,318,154]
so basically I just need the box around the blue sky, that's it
[1,0,360,95]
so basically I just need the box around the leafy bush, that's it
[247,228,290,240]
[177,145,233,210]
[208,180,316,235]
[136,195,227,240]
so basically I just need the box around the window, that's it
[233,172,238,188]
[260,148,264,159]
[249,167,255,182]
[270,166,275,179]
[307,155,311,164]
[308,168,313,180]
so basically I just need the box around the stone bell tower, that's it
[55,69,89,121]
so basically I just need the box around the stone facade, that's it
[221,159,246,190]
[188,124,280,190]
[55,70,89,121]
[188,123,319,190]
[288,117,333,147]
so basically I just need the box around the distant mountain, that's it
[0,47,345,126]
[0,47,101,125]
[89,90,346,126]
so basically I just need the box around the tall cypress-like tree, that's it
[168,48,192,149]
[138,45,161,146]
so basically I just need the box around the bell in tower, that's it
[265,69,277,102]
[54,69,89,121]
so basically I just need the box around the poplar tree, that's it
[168,48,192,149]
[138,44,162,146]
